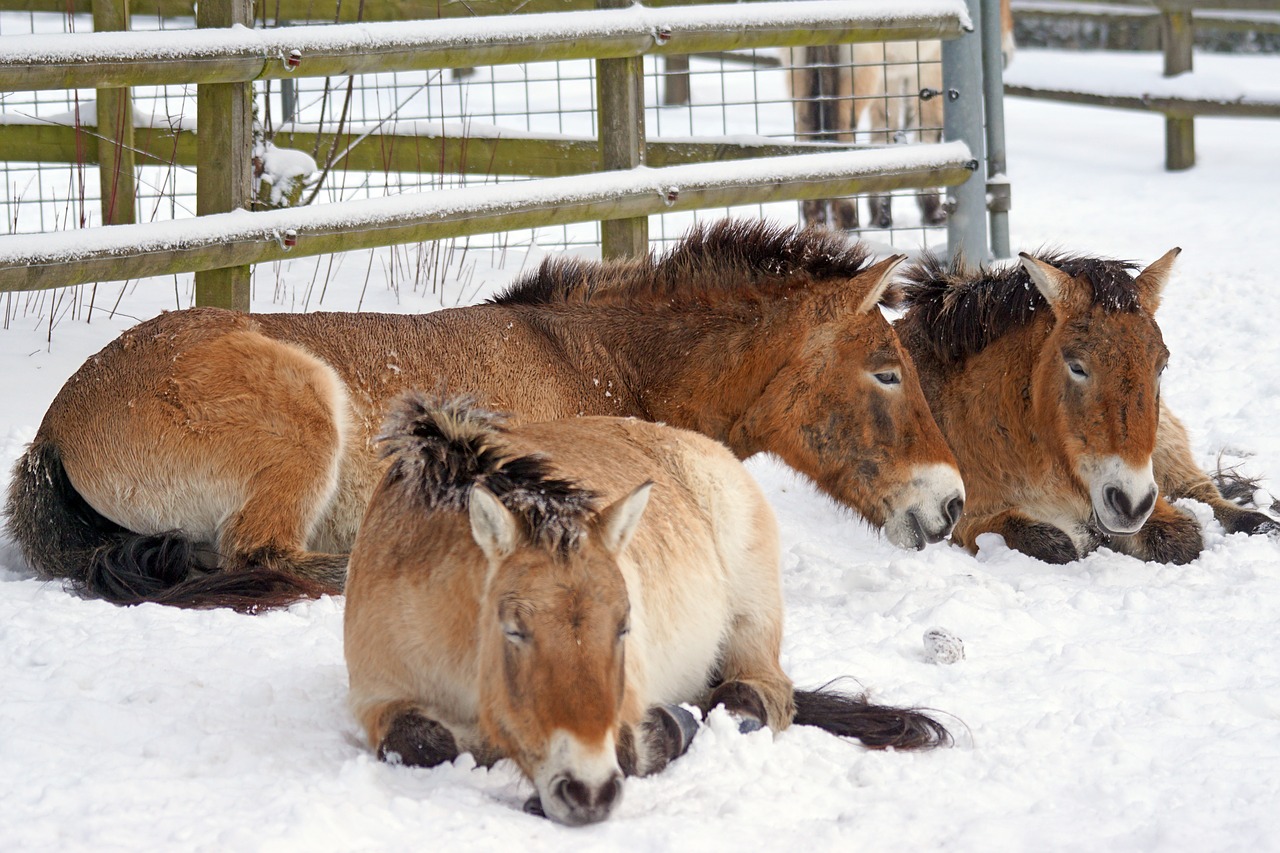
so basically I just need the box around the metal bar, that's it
[0,147,977,293]
[195,0,253,310]
[0,2,970,92]
[943,0,989,263]
[981,0,1010,259]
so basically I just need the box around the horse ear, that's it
[1133,247,1180,313]
[595,481,653,557]
[856,254,908,314]
[1019,253,1078,311]
[469,485,520,565]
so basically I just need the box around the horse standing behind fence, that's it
[4,220,963,611]
[344,393,950,826]
[787,0,1014,230]
[895,249,1275,564]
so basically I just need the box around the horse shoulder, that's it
[345,486,486,741]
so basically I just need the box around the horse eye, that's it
[873,371,901,387]
[503,626,528,644]
[617,624,630,640]
[1066,359,1089,380]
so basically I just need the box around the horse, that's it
[344,393,951,826]
[895,249,1275,565]
[4,220,964,611]
[787,0,1015,230]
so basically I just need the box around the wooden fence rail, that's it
[0,0,980,308]
[1008,0,1280,169]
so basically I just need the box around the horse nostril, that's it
[944,494,964,527]
[597,774,623,809]
[1104,485,1130,518]
[556,776,591,811]
[1134,487,1156,519]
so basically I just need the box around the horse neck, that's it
[587,305,788,451]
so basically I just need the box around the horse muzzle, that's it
[1084,456,1158,536]
[534,771,624,826]
[886,463,966,550]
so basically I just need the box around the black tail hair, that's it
[4,440,331,612]
[1213,463,1278,512]
[793,685,952,751]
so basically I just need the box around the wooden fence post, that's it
[1160,3,1195,170]
[662,55,691,106]
[596,0,647,259]
[92,0,136,226]
[195,0,253,309]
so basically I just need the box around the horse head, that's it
[468,481,651,826]
[1020,249,1179,536]
[731,253,965,549]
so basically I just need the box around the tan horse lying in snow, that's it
[344,394,950,826]
[4,220,962,611]
[895,249,1276,564]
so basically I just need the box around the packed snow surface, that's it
[3,57,1280,852]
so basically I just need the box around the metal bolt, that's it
[655,26,672,44]
[285,49,302,71]
[664,186,679,205]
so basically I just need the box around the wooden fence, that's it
[0,0,980,309]
[1007,0,1280,170]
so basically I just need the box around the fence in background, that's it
[0,0,1012,310]
[1007,0,1280,169]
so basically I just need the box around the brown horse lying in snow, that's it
[4,220,963,610]
[344,394,949,826]
[895,249,1276,564]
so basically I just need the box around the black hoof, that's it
[377,712,459,768]
[1003,518,1079,564]
[523,795,546,818]
[652,704,699,759]
[708,681,768,732]
[1227,509,1280,537]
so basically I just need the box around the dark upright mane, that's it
[490,220,874,308]
[898,251,1143,364]
[377,392,597,556]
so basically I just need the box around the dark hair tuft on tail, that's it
[793,685,952,751]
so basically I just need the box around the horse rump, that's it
[4,439,330,612]
[793,684,952,750]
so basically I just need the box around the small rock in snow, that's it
[923,627,965,665]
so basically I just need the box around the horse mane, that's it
[377,392,598,556]
[898,250,1143,364]
[490,219,876,308]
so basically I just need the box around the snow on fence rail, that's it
[0,145,977,293]
[0,0,985,307]
[1006,0,1280,169]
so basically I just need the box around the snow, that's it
[1005,49,1280,105]
[0,143,974,270]
[0,1,968,66]
[4,58,1280,851]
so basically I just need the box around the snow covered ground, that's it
[3,56,1280,851]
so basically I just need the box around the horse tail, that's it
[792,685,952,751]
[4,439,331,612]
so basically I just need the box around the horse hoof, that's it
[377,712,459,768]
[734,714,765,734]
[523,795,546,818]
[1229,510,1279,537]
[656,704,700,756]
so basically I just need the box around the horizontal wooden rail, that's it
[0,118,883,177]
[1004,83,1280,116]
[0,144,976,293]
[0,1,969,92]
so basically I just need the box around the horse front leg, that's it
[1108,497,1202,565]
[1155,401,1278,537]
[954,508,1088,564]
[356,700,463,768]
[616,705,699,778]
